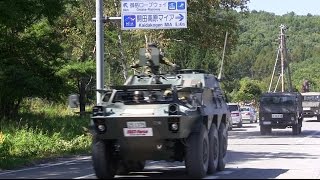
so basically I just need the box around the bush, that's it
[0,98,92,169]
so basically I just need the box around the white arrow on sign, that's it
[177,14,184,21]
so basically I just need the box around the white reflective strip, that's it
[73,173,95,179]
[0,156,90,175]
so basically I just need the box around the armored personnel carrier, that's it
[90,47,230,179]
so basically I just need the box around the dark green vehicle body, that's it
[90,69,230,178]
[259,92,303,135]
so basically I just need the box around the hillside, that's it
[228,11,320,92]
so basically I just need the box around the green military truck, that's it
[90,68,231,179]
[259,92,303,135]
[301,92,320,121]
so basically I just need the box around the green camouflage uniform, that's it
[131,43,177,75]
[144,52,176,75]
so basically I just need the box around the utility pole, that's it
[268,24,292,93]
[280,25,285,92]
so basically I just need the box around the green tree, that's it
[55,1,96,115]
[0,0,66,118]
[233,77,262,103]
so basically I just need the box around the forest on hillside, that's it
[227,10,320,95]
[1,0,320,118]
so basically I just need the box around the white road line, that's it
[0,156,91,176]
[217,170,234,175]
[73,173,95,179]
[203,175,219,179]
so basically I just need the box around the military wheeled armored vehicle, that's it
[90,59,231,178]
[259,92,303,135]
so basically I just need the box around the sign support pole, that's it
[95,0,105,104]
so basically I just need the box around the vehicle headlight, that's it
[170,123,179,131]
[98,124,106,132]
[168,104,179,115]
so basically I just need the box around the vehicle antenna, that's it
[218,31,228,80]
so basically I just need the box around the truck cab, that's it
[259,92,303,135]
[301,92,320,121]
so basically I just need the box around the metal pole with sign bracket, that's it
[94,0,120,104]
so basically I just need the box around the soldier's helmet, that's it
[134,90,144,100]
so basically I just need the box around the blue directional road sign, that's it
[121,0,187,30]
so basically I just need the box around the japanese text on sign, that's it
[121,0,187,30]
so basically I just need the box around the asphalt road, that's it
[1,118,320,179]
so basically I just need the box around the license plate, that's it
[123,128,153,137]
[272,114,283,118]
[263,121,271,125]
[127,121,146,128]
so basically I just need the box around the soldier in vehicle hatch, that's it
[130,42,179,75]
[301,79,310,93]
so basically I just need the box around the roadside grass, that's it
[0,98,93,169]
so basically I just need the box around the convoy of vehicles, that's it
[88,18,308,178]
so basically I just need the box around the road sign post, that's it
[95,0,104,104]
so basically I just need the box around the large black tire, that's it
[260,125,267,135]
[207,123,219,174]
[298,126,302,134]
[298,119,302,134]
[260,126,271,135]
[185,123,209,178]
[92,138,116,179]
[217,123,228,171]
[292,124,299,135]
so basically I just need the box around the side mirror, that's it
[68,94,79,108]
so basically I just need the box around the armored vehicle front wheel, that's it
[185,123,209,178]
[217,123,228,171]
[92,138,116,179]
[207,123,219,174]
